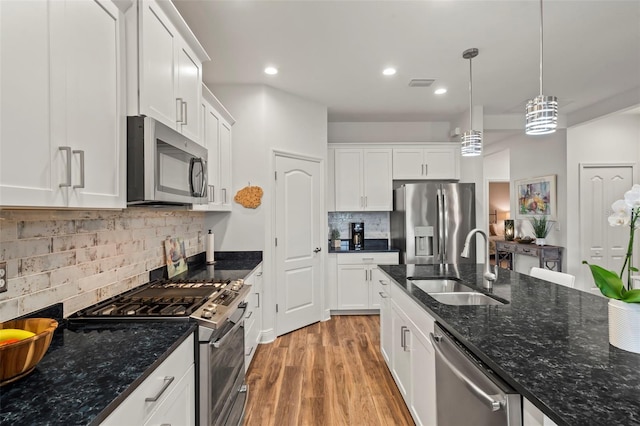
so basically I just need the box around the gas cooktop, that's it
[70,277,250,329]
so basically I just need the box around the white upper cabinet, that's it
[192,85,234,212]
[129,0,209,144]
[393,144,460,180]
[0,0,126,208]
[334,148,392,211]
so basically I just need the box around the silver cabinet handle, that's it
[400,325,408,349]
[245,310,253,319]
[222,188,227,203]
[176,98,184,123]
[145,376,175,402]
[429,332,503,412]
[379,280,388,286]
[425,164,428,175]
[421,164,424,175]
[182,101,188,126]
[362,257,374,261]
[72,150,85,189]
[378,291,388,298]
[257,272,263,277]
[59,146,72,188]
[402,327,410,352]
[246,346,254,357]
[256,292,260,308]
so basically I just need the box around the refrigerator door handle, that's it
[442,189,448,263]
[436,188,444,263]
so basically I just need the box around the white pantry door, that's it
[275,154,322,336]
[580,165,635,292]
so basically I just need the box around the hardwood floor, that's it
[243,315,414,426]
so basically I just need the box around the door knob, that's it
[313,247,322,253]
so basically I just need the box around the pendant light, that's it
[461,48,481,157]
[525,0,558,135]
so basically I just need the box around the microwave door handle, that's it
[200,159,207,197]
[189,158,196,196]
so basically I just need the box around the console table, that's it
[495,240,564,272]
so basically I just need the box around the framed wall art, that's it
[515,174,556,220]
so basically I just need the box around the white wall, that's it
[205,84,328,341]
[500,131,568,274]
[328,121,450,143]
[567,112,640,291]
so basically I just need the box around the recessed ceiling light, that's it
[264,66,278,75]
[434,88,447,95]
[382,67,397,76]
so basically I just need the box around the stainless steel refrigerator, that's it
[391,183,476,264]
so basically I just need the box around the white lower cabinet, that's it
[102,334,195,425]
[244,264,263,371]
[335,253,398,311]
[523,398,559,426]
[383,282,437,426]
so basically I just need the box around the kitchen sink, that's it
[428,292,505,306]
[410,279,475,294]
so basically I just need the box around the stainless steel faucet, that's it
[461,228,497,289]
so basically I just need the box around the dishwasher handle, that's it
[429,332,504,412]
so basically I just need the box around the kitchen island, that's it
[379,263,640,426]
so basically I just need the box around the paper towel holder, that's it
[206,229,216,265]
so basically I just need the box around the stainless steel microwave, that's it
[127,116,208,206]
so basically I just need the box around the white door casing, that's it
[579,164,635,293]
[275,154,322,336]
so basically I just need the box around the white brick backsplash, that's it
[0,238,52,261]
[0,209,205,322]
[52,234,97,252]
[0,219,18,241]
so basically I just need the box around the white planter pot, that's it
[332,239,341,249]
[535,238,546,246]
[608,298,640,353]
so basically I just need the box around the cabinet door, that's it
[205,104,221,205]
[334,149,363,211]
[392,148,425,180]
[0,0,65,207]
[424,147,459,180]
[139,0,178,128]
[363,149,392,211]
[64,0,125,208]
[379,287,393,364]
[219,120,233,209]
[327,253,338,310]
[176,43,201,143]
[390,303,411,402]
[337,264,368,309]
[410,328,437,426]
[144,364,195,426]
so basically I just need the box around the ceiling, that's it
[173,0,640,124]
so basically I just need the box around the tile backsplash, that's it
[0,208,205,321]
[328,211,390,239]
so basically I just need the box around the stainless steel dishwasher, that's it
[430,324,522,426]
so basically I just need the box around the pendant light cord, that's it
[539,0,544,96]
[469,55,473,128]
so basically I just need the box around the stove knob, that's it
[201,309,213,319]
[210,304,218,313]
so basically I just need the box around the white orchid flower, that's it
[608,211,630,227]
[624,184,640,208]
[611,199,630,216]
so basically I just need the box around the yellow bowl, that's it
[0,318,58,386]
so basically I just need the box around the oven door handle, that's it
[211,304,247,348]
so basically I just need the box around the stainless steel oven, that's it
[198,304,248,426]
[127,116,208,206]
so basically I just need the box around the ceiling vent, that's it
[408,79,435,87]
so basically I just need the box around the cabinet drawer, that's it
[103,334,194,425]
[496,242,516,253]
[390,284,435,339]
[516,245,540,256]
[337,252,399,265]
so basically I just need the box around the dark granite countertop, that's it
[0,251,263,426]
[0,319,196,426]
[328,238,399,253]
[378,263,640,426]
